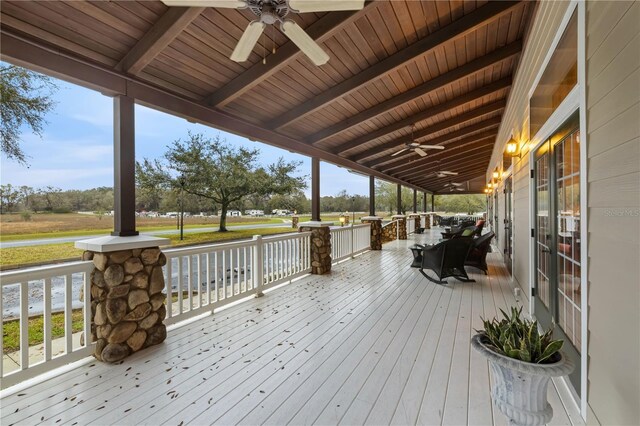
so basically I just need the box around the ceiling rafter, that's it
[410,158,492,185]
[116,6,205,75]
[270,0,521,131]
[397,150,494,185]
[206,2,378,108]
[350,99,505,163]
[383,138,495,176]
[359,115,502,167]
[307,40,521,146]
[372,130,498,174]
[411,164,492,190]
[333,76,511,155]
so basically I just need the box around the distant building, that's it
[228,210,242,217]
[272,209,291,216]
[245,209,264,217]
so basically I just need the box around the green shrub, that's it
[477,306,563,364]
[20,210,32,221]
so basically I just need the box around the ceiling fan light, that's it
[162,0,245,8]
[288,0,365,12]
[281,20,329,65]
[230,21,265,62]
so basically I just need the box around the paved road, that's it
[0,221,293,248]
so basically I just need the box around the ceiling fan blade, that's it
[230,21,265,62]
[281,20,329,65]
[391,148,409,157]
[162,0,245,7]
[288,0,365,13]
[442,171,459,175]
[414,148,428,157]
[418,145,445,150]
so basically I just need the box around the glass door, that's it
[503,176,513,274]
[533,112,581,392]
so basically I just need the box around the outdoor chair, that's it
[442,225,477,240]
[465,231,495,274]
[418,237,475,284]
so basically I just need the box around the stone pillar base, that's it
[76,236,170,363]
[299,222,332,274]
[392,215,408,240]
[291,215,299,228]
[361,216,382,250]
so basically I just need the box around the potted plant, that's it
[471,307,574,426]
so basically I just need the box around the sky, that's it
[0,77,371,197]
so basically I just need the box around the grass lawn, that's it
[0,213,282,242]
[3,309,85,354]
[0,226,298,269]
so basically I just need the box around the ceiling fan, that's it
[428,170,459,178]
[161,0,365,65]
[390,125,445,158]
[443,182,463,188]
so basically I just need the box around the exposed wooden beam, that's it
[400,161,492,189]
[334,77,511,155]
[0,30,430,192]
[116,7,205,75]
[270,1,521,130]
[413,165,491,190]
[390,143,494,181]
[359,115,502,167]
[410,159,491,185]
[308,41,521,146]
[351,100,505,163]
[399,151,494,183]
[206,3,377,108]
[375,131,498,174]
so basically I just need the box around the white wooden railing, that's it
[162,232,312,325]
[407,217,416,235]
[0,225,373,389]
[330,224,371,263]
[0,261,94,389]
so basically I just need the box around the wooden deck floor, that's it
[1,231,583,426]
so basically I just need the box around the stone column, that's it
[291,215,299,228]
[420,213,431,229]
[76,235,170,363]
[409,214,421,232]
[381,221,397,244]
[298,222,332,275]
[392,215,407,240]
[361,216,382,250]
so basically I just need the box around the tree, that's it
[434,194,485,214]
[0,65,57,164]
[0,184,21,214]
[375,181,414,215]
[137,133,306,231]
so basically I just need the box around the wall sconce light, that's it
[484,188,490,194]
[506,136,520,158]
[492,170,500,180]
[487,182,493,189]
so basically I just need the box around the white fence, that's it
[407,217,416,235]
[330,224,371,263]
[162,232,312,325]
[0,261,94,389]
[0,226,372,389]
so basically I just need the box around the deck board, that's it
[0,230,582,426]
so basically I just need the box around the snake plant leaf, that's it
[538,340,564,364]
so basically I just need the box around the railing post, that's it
[350,224,355,258]
[253,235,264,297]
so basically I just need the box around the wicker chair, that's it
[464,231,495,274]
[419,237,475,284]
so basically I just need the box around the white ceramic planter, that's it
[471,334,574,426]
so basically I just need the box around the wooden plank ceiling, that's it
[0,0,533,193]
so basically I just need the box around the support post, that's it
[412,189,417,213]
[431,193,435,212]
[369,175,375,217]
[311,157,320,222]
[112,95,138,237]
[396,184,402,215]
[422,192,427,212]
[253,235,264,297]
